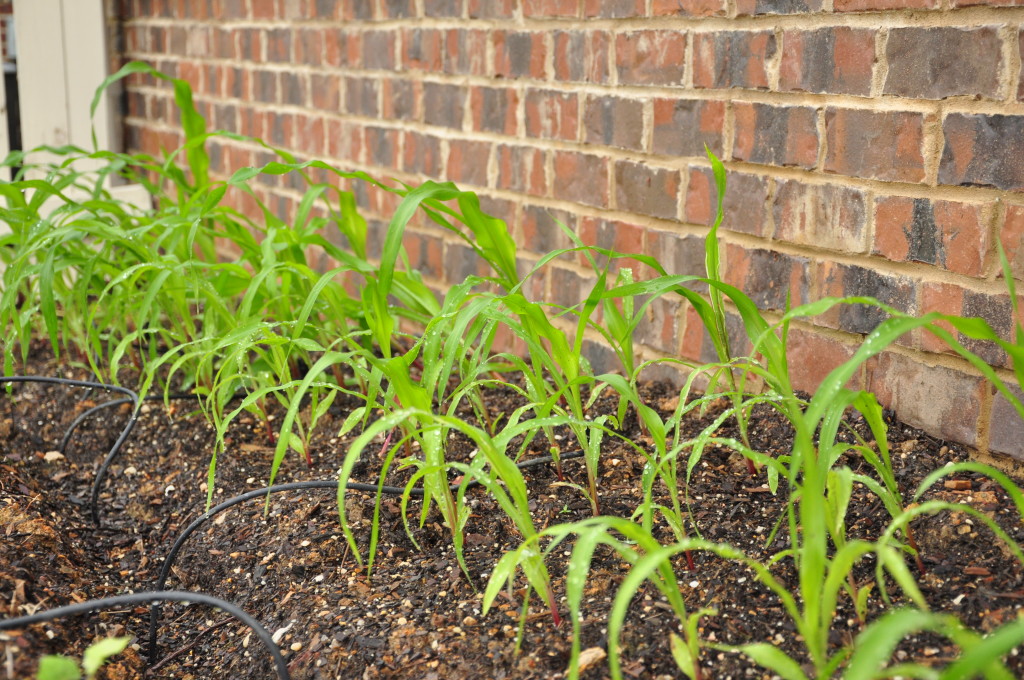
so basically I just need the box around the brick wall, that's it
[117,0,1024,462]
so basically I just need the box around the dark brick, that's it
[651,98,724,158]
[315,0,339,18]
[780,28,874,96]
[239,28,261,61]
[584,95,644,151]
[425,0,462,14]
[873,197,987,277]
[549,266,584,309]
[554,30,610,83]
[821,263,916,334]
[582,338,620,376]
[496,145,546,195]
[341,0,374,19]
[733,103,818,169]
[495,31,546,79]
[940,114,1024,191]
[447,241,487,283]
[553,151,609,208]
[344,77,379,117]
[884,27,1002,100]
[402,131,442,177]
[735,0,824,12]
[266,28,291,62]
[725,245,810,311]
[961,291,1013,366]
[685,168,769,236]
[825,108,925,183]
[990,383,1024,460]
[281,72,306,105]
[383,0,414,17]
[363,30,395,70]
[616,31,687,86]
[403,28,443,70]
[382,79,415,119]
[444,29,488,76]
[615,162,679,220]
[423,82,465,129]
[652,0,726,15]
[578,217,645,270]
[254,70,278,102]
[525,89,578,141]
[521,206,576,254]
[773,181,868,252]
[693,31,775,89]
[467,0,516,17]
[365,127,399,168]
[472,87,518,135]
[646,229,707,290]
[404,230,444,281]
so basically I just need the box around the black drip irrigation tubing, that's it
[0,376,140,527]
[0,590,290,680]
[148,450,586,663]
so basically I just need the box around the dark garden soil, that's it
[2,342,1024,679]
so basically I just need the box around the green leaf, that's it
[81,636,131,678]
[36,656,80,680]
[737,643,810,680]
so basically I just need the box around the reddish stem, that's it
[684,550,696,571]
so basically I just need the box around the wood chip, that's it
[944,480,972,491]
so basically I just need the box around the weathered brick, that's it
[582,338,621,375]
[444,29,488,76]
[818,262,916,334]
[940,114,1024,191]
[471,87,519,135]
[989,383,1024,461]
[344,77,379,117]
[1001,205,1024,280]
[653,0,726,16]
[403,28,443,71]
[685,167,769,236]
[835,0,937,10]
[521,205,576,254]
[616,31,687,86]
[252,0,275,18]
[578,217,646,272]
[549,265,585,309]
[382,78,416,119]
[787,329,859,394]
[404,230,444,281]
[735,0,824,13]
[919,282,962,354]
[446,139,490,187]
[553,151,609,208]
[402,131,441,177]
[525,89,579,141]
[733,103,818,169]
[313,0,340,18]
[494,31,546,79]
[266,28,292,63]
[724,244,810,311]
[447,241,489,283]
[339,0,374,19]
[873,197,987,277]
[693,31,775,90]
[866,352,983,447]
[467,0,516,17]
[381,0,415,17]
[615,162,680,220]
[523,0,578,16]
[635,296,682,356]
[586,0,644,17]
[584,95,644,151]
[780,28,874,96]
[651,98,725,157]
[773,181,868,252]
[423,82,465,129]
[884,27,1002,100]
[280,72,306,106]
[253,70,278,103]
[825,109,925,183]
[363,30,395,70]
[364,127,400,169]
[645,229,707,285]
[554,30,610,83]
[496,145,546,195]
[328,119,363,163]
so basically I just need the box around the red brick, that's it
[614,161,680,220]
[339,0,374,19]
[723,243,810,312]
[402,131,441,177]
[423,82,465,129]
[525,89,579,142]
[496,145,546,196]
[365,126,400,169]
[940,114,1024,191]
[444,29,488,76]
[651,98,725,158]
[693,31,775,90]
[773,181,868,252]
[584,95,644,151]
[616,31,687,86]
[554,30,610,83]
[653,0,726,16]
[330,119,364,164]
[553,151,609,208]
[824,108,925,183]
[382,78,416,119]
[635,296,682,356]
[523,0,578,16]
[1001,205,1024,280]
[577,217,646,272]
[786,329,859,394]
[873,198,988,277]
[403,230,444,281]
[494,31,546,79]
[866,352,983,447]
[835,0,936,10]
[446,139,491,188]
[685,167,769,236]
[266,27,292,63]
[344,76,379,117]
[645,229,707,285]
[780,28,874,96]
[732,103,818,169]
[920,282,963,355]
[585,0,644,17]
[521,205,576,254]
[403,28,443,71]
[884,27,1002,100]
[471,87,519,135]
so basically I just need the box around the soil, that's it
[2,342,1023,680]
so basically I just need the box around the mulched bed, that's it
[2,343,1023,679]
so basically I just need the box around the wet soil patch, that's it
[2,345,1023,679]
